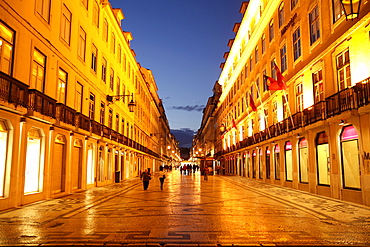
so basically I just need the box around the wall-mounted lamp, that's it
[339,119,346,125]
[106,93,136,112]
[340,0,362,20]
[296,133,301,139]
[220,123,226,133]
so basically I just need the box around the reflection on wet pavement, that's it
[0,171,370,246]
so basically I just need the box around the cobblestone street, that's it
[1,171,370,246]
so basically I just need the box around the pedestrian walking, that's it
[203,166,209,181]
[140,169,151,190]
[158,166,166,190]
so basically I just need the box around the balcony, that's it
[0,71,28,108]
[77,113,91,132]
[102,126,111,139]
[56,103,76,126]
[28,89,56,119]
[91,120,102,135]
[219,77,370,155]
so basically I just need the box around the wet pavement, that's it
[1,171,370,246]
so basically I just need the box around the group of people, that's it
[140,164,211,190]
[179,164,199,175]
[140,166,167,191]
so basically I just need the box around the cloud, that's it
[170,128,197,148]
[170,105,205,112]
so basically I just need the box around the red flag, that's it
[274,62,287,90]
[232,119,237,129]
[249,93,257,112]
[264,75,283,90]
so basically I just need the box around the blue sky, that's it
[109,0,243,145]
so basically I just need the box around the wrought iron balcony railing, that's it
[0,71,29,108]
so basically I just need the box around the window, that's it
[340,125,360,189]
[24,128,44,194]
[109,68,114,90]
[111,33,116,53]
[313,69,324,103]
[75,82,83,112]
[316,132,330,185]
[278,3,285,28]
[0,120,9,197]
[291,0,298,9]
[283,94,289,119]
[298,138,308,183]
[261,34,266,55]
[336,49,351,91]
[89,93,95,119]
[36,0,51,23]
[92,0,99,27]
[78,27,86,61]
[269,19,274,42]
[285,141,293,181]
[103,19,108,42]
[116,114,120,131]
[263,69,268,92]
[333,0,344,23]
[100,102,105,124]
[250,56,253,71]
[0,22,14,75]
[280,44,287,72]
[296,83,303,112]
[31,49,46,92]
[274,144,280,180]
[255,46,259,64]
[60,4,72,45]
[271,59,277,79]
[101,57,107,82]
[121,119,125,135]
[309,6,321,45]
[57,68,67,104]
[118,44,122,63]
[273,100,278,124]
[108,108,113,128]
[91,44,97,72]
[116,77,121,95]
[293,27,301,61]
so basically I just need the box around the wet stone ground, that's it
[0,171,370,246]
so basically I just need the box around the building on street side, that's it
[193,0,370,206]
[0,0,180,211]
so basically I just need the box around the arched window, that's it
[24,128,44,194]
[298,138,308,183]
[274,144,280,180]
[0,120,10,197]
[266,147,271,179]
[285,141,293,181]
[340,125,360,189]
[316,132,330,186]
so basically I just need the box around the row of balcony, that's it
[217,76,370,156]
[0,71,159,158]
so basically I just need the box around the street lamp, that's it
[106,93,136,112]
[340,0,362,20]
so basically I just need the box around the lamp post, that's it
[340,0,362,20]
[106,93,136,112]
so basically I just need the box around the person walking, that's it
[158,166,166,190]
[203,166,209,181]
[140,169,151,190]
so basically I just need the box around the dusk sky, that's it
[109,0,243,146]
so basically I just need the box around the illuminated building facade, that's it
[0,0,179,210]
[194,0,370,206]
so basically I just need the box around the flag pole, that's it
[253,79,272,138]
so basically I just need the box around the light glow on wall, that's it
[24,134,42,194]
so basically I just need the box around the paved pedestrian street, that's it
[1,171,370,246]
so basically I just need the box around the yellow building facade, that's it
[0,0,179,211]
[194,0,370,206]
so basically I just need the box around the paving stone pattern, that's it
[0,172,370,246]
